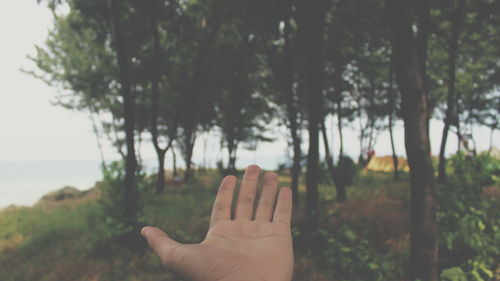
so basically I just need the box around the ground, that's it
[0,168,498,281]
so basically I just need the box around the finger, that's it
[234,165,261,219]
[273,187,293,225]
[141,226,182,266]
[209,175,237,228]
[255,172,279,221]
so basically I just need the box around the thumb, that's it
[141,226,183,266]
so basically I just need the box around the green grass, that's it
[0,169,497,281]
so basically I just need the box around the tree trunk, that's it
[108,0,138,222]
[388,113,399,180]
[283,0,300,205]
[388,0,438,280]
[172,148,178,177]
[321,121,345,202]
[291,138,301,205]
[298,0,326,232]
[337,100,344,158]
[136,131,143,166]
[438,0,465,183]
[415,0,432,133]
[156,150,167,194]
[229,152,237,173]
[202,132,209,169]
[388,60,399,180]
[183,130,196,182]
[226,138,238,174]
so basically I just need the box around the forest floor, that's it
[0,169,498,281]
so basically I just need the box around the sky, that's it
[0,1,497,168]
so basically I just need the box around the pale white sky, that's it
[0,1,497,166]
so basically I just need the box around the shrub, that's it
[89,161,152,243]
[336,156,357,187]
[319,225,399,281]
[438,153,500,280]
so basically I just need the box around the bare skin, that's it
[141,165,294,281]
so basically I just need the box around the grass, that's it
[0,169,497,281]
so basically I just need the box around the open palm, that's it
[141,165,294,281]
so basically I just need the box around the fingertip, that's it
[140,226,151,236]
[279,187,292,199]
[140,226,165,239]
[246,164,261,175]
[223,175,237,183]
[263,171,278,181]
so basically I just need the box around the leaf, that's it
[440,267,467,281]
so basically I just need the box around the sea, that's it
[0,156,282,209]
[0,160,102,209]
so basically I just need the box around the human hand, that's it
[141,165,294,281]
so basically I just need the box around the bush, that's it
[438,153,500,280]
[90,161,152,243]
[336,156,357,187]
[319,225,399,281]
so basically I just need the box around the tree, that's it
[177,1,221,181]
[30,0,143,224]
[106,0,139,223]
[438,0,466,183]
[297,0,327,231]
[144,1,180,193]
[264,0,303,205]
[388,0,438,280]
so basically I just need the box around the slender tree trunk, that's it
[389,0,438,280]
[388,61,399,180]
[337,100,344,158]
[108,0,138,222]
[202,132,209,169]
[226,137,238,174]
[388,114,399,180]
[291,138,301,204]
[172,148,178,177]
[358,125,365,164]
[438,0,465,183]
[283,0,300,205]
[489,126,496,152]
[298,0,326,232]
[321,121,345,202]
[229,151,237,173]
[136,131,143,167]
[366,115,376,166]
[156,150,167,194]
[416,0,432,134]
[183,130,196,182]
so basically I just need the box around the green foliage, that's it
[438,153,500,280]
[90,161,152,241]
[441,267,467,281]
[319,225,398,281]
